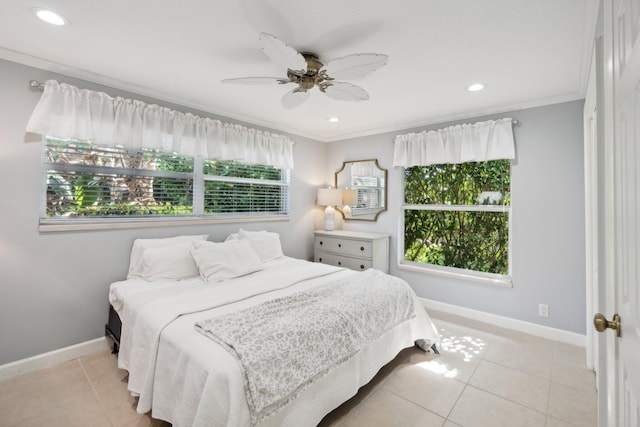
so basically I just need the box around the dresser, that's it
[314,230,390,273]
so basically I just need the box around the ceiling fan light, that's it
[468,83,485,92]
[31,8,70,26]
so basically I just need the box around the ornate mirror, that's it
[334,159,387,221]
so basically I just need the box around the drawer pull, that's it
[338,243,342,248]
[338,261,342,266]
[360,246,365,251]
[360,265,365,270]
[319,258,322,262]
[319,241,323,245]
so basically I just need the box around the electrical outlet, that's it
[538,304,549,317]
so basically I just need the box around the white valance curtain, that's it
[26,80,295,169]
[393,118,515,167]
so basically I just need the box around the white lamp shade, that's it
[317,188,342,206]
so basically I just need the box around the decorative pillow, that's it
[140,240,200,281]
[127,234,208,279]
[239,229,284,262]
[191,239,264,283]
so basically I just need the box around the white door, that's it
[596,1,640,426]
[584,45,599,373]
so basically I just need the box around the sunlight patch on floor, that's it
[439,328,486,362]
[416,360,459,378]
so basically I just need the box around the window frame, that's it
[39,137,290,232]
[398,162,513,288]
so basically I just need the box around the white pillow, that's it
[191,239,264,283]
[239,229,284,262]
[224,233,239,241]
[140,240,200,281]
[127,234,208,279]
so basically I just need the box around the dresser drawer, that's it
[313,230,389,273]
[314,251,372,271]
[314,235,372,258]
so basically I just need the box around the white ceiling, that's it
[0,0,598,142]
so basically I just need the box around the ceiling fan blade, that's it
[258,33,307,74]
[281,88,310,109]
[324,53,388,80]
[221,77,287,84]
[324,82,370,102]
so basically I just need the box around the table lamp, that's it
[317,188,342,231]
[341,189,358,218]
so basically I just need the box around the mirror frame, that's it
[334,159,387,222]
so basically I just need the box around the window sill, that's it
[39,215,289,233]
[397,261,513,288]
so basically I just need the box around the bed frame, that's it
[105,305,122,354]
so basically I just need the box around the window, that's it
[42,138,289,223]
[402,160,511,280]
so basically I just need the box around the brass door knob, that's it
[593,313,621,337]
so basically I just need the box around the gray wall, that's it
[0,58,327,365]
[327,100,587,334]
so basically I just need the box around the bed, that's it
[108,231,440,427]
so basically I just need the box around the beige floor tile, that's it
[545,416,576,427]
[438,325,491,361]
[433,320,492,384]
[0,368,97,426]
[341,388,445,427]
[118,413,172,427]
[94,378,144,426]
[501,327,556,344]
[382,362,465,418]
[483,337,555,379]
[14,397,112,427]
[402,343,479,384]
[551,361,596,392]
[554,342,587,366]
[1,311,599,427]
[0,359,86,402]
[321,346,447,426]
[80,349,129,392]
[469,359,550,412]
[547,382,597,426]
[448,385,547,427]
[429,310,472,326]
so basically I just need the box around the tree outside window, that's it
[403,159,511,276]
[43,138,289,220]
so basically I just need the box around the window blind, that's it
[43,138,289,220]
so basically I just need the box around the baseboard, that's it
[421,298,586,347]
[0,337,110,382]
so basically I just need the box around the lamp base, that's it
[342,205,352,218]
[324,206,336,231]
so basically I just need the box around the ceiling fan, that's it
[222,33,388,109]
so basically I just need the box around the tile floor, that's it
[0,310,597,427]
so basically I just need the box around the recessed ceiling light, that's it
[30,8,70,26]
[468,83,485,92]
[327,117,340,123]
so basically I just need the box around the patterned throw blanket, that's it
[194,269,416,425]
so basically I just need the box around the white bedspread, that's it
[109,257,440,427]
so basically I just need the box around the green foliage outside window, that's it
[404,160,511,275]
[202,160,286,214]
[43,139,288,218]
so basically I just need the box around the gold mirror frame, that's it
[334,159,387,221]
